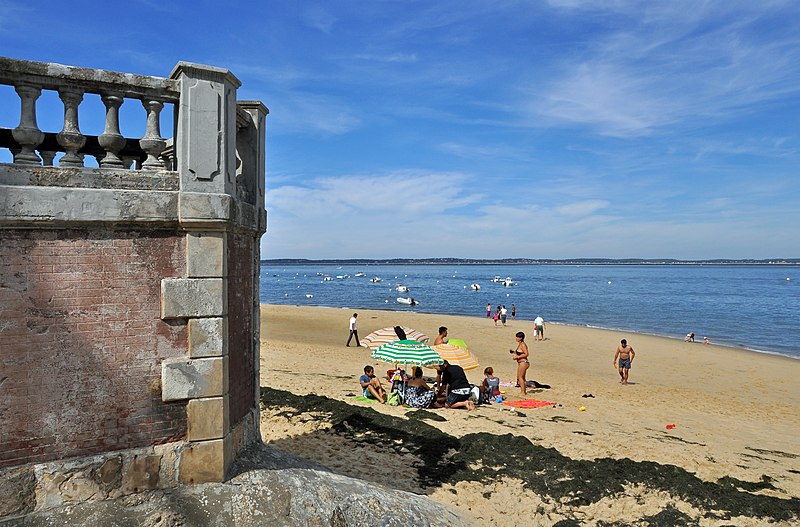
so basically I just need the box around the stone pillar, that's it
[12,84,44,165]
[56,88,86,167]
[98,93,126,168]
[169,62,241,196]
[160,62,258,485]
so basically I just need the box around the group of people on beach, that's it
[358,361,479,410]
[353,306,641,413]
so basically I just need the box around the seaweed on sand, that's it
[260,388,800,523]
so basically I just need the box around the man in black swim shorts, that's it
[613,339,635,385]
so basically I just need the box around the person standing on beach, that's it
[500,305,508,326]
[510,331,530,395]
[511,304,516,320]
[533,315,545,341]
[346,313,361,347]
[613,339,635,384]
[486,303,492,319]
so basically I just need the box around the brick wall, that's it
[0,230,188,468]
[227,232,255,425]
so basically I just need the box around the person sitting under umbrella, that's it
[359,365,387,403]
[435,360,475,411]
[404,366,439,409]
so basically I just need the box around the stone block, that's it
[179,192,232,225]
[188,317,227,357]
[0,185,178,226]
[161,277,225,319]
[178,438,230,484]
[162,357,225,401]
[187,396,229,441]
[121,454,162,493]
[187,232,226,277]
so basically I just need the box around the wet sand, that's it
[258,304,800,526]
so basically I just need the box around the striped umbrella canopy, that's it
[371,340,443,367]
[360,326,430,348]
[430,343,480,371]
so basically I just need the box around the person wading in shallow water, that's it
[613,338,636,385]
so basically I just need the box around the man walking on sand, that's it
[533,315,545,341]
[613,338,635,384]
[346,313,361,347]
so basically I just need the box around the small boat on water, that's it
[370,277,383,283]
[305,294,313,298]
[395,284,409,293]
[490,276,502,283]
[354,272,366,277]
[322,275,333,282]
[397,297,418,306]
[336,274,349,279]
[502,277,514,287]
[470,283,481,291]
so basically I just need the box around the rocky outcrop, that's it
[0,444,467,527]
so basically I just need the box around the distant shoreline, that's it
[262,258,800,266]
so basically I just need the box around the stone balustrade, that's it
[0,56,179,169]
[0,56,268,516]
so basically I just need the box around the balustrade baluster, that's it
[12,84,45,165]
[140,99,166,170]
[98,93,126,168]
[39,151,56,166]
[56,88,86,167]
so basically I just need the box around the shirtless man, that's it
[433,326,448,345]
[613,339,635,385]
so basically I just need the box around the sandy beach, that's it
[258,304,800,526]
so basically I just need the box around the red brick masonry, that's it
[0,230,188,468]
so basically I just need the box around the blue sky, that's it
[2,1,799,259]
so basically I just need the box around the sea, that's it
[259,264,800,359]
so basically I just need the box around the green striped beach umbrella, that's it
[371,340,444,367]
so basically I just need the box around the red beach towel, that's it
[503,399,555,409]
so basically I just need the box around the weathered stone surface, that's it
[93,457,123,493]
[186,233,225,278]
[188,317,226,358]
[187,397,228,441]
[178,193,231,225]
[3,445,468,527]
[120,455,161,494]
[0,467,36,518]
[161,357,225,401]
[160,278,225,319]
[178,439,228,485]
[0,186,178,225]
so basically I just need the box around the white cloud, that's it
[528,1,800,136]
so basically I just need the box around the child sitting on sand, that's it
[480,367,501,404]
[359,365,387,403]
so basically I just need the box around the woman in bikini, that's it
[510,331,530,395]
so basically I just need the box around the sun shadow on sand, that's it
[253,387,800,525]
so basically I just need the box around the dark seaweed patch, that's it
[745,447,798,459]
[260,387,800,523]
[405,410,447,422]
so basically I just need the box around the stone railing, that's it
[0,56,268,516]
[0,56,178,169]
